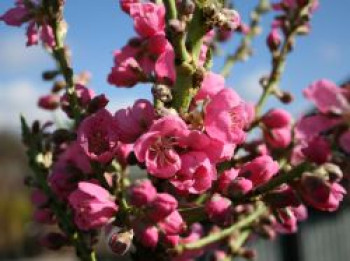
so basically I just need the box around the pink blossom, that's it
[155,49,176,84]
[158,211,185,235]
[227,177,253,197]
[26,21,39,46]
[194,72,225,102]
[40,23,56,47]
[217,168,238,193]
[274,208,298,234]
[303,79,350,114]
[77,109,119,163]
[120,0,139,14]
[69,182,118,230]
[38,94,60,110]
[299,174,346,212]
[302,136,331,164]
[205,88,252,144]
[264,126,292,149]
[136,225,159,248]
[129,3,165,38]
[115,99,155,143]
[115,143,133,168]
[0,4,29,26]
[170,152,216,194]
[134,115,188,178]
[262,109,292,129]
[239,155,279,187]
[129,179,157,207]
[294,114,340,141]
[339,131,350,154]
[205,194,232,226]
[147,193,178,221]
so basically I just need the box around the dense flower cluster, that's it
[2,0,348,260]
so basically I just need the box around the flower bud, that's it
[106,226,134,255]
[34,208,56,224]
[266,29,281,51]
[87,94,109,114]
[147,193,178,221]
[51,80,66,93]
[137,226,159,248]
[129,180,157,207]
[227,177,253,198]
[158,211,185,235]
[31,189,48,208]
[205,194,232,225]
[40,232,67,250]
[42,70,60,81]
[263,186,300,209]
[323,163,343,182]
[262,109,292,129]
[240,155,279,187]
[302,136,331,164]
[38,94,60,110]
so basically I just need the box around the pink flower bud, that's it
[262,109,291,129]
[147,193,178,221]
[34,209,56,224]
[129,180,157,207]
[240,155,279,187]
[69,182,118,230]
[264,126,292,149]
[137,226,159,248]
[227,177,253,197]
[38,94,60,110]
[205,194,232,226]
[263,186,300,209]
[217,168,238,194]
[158,211,185,235]
[266,29,281,51]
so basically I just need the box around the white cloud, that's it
[0,80,53,131]
[0,33,51,74]
[235,69,268,102]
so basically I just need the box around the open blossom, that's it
[134,115,188,178]
[115,99,155,143]
[298,174,346,212]
[303,79,350,114]
[170,152,217,194]
[129,3,165,38]
[77,109,119,163]
[69,182,118,230]
[108,35,175,87]
[194,72,225,102]
[240,155,279,187]
[204,88,254,145]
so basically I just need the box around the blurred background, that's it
[0,0,350,260]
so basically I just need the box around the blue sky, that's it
[0,0,349,130]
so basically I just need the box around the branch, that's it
[174,203,266,253]
[220,0,271,78]
[254,2,314,116]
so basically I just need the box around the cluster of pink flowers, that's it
[2,0,349,260]
[108,1,175,87]
[1,0,56,47]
